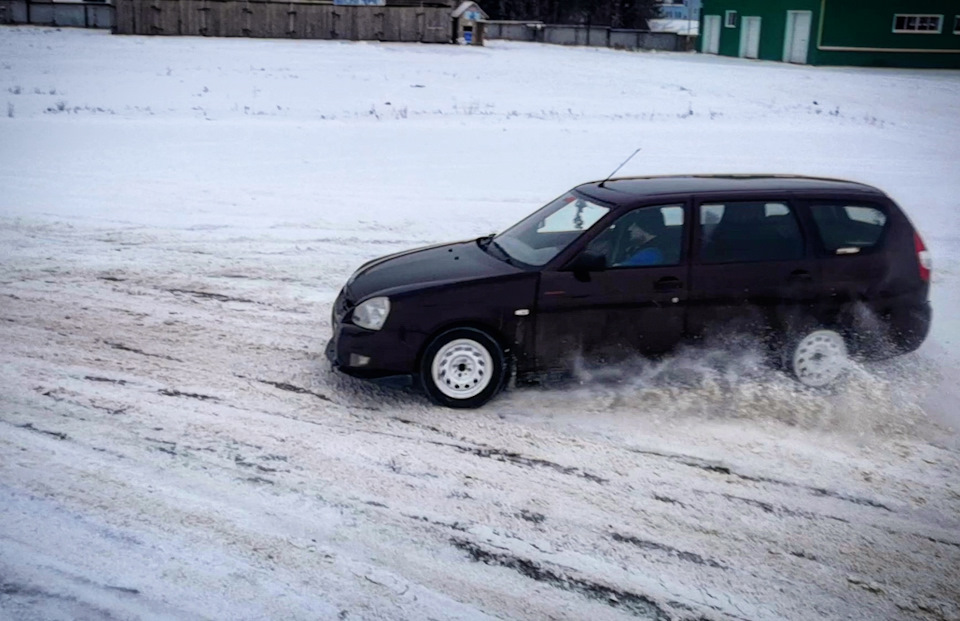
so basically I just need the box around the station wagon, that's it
[327,175,932,408]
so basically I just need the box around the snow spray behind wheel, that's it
[497,333,943,441]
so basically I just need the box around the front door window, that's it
[584,204,685,268]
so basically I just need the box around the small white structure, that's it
[452,1,487,45]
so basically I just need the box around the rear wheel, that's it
[784,328,849,388]
[420,328,507,409]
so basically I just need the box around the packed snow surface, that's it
[2,26,960,620]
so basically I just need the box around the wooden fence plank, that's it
[112,0,453,43]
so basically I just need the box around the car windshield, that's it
[491,193,610,266]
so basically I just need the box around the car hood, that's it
[346,239,522,302]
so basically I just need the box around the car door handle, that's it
[654,277,684,292]
[788,269,813,283]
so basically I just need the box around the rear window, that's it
[809,203,887,254]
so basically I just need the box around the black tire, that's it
[420,327,507,409]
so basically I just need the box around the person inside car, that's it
[617,217,666,266]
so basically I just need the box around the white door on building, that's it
[783,10,812,64]
[703,15,721,54]
[739,16,761,59]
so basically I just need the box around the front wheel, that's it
[783,328,849,388]
[420,328,507,409]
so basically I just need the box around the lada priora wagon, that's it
[327,175,932,408]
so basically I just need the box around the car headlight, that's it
[352,297,391,331]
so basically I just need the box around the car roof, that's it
[576,175,886,205]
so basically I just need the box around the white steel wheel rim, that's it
[431,338,494,400]
[793,330,848,387]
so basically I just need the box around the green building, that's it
[700,0,960,68]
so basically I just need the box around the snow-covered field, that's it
[2,25,960,620]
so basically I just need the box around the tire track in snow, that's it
[628,447,895,513]
[450,538,676,621]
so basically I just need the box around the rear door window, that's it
[698,201,805,263]
[808,203,887,254]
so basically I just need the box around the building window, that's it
[725,10,738,28]
[892,14,943,33]
[954,15,960,34]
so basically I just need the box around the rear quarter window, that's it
[809,203,887,254]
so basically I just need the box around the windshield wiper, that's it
[477,233,495,250]
[477,234,517,266]
[490,239,517,266]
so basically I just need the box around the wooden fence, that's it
[114,0,453,42]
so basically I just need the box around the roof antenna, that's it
[600,148,641,188]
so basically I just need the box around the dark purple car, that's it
[327,175,932,408]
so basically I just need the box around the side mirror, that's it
[567,252,607,281]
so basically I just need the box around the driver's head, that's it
[628,222,655,244]
[628,210,666,242]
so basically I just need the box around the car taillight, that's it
[914,231,931,282]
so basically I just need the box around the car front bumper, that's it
[326,308,418,387]
[326,338,414,387]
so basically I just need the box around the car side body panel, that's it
[329,270,538,379]
[686,191,822,341]
[535,263,689,370]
